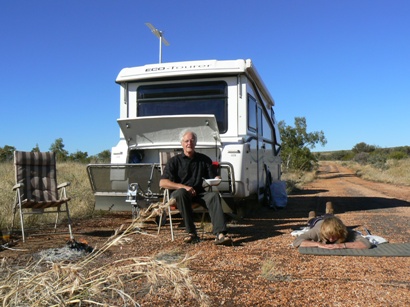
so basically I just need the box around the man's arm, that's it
[159,179,197,197]
[297,240,369,249]
[321,241,369,249]
[159,178,184,190]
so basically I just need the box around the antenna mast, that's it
[145,22,170,63]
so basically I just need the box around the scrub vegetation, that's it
[316,142,410,186]
[1,134,409,305]
[1,123,409,230]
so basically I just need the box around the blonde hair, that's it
[320,216,348,243]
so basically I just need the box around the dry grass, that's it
[2,159,410,306]
[281,169,317,193]
[0,162,208,306]
[0,162,15,230]
[2,158,408,230]
[341,158,410,186]
[0,220,209,306]
[260,259,291,282]
[281,158,410,193]
[1,158,409,305]
[0,162,94,230]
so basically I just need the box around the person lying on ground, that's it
[292,215,371,249]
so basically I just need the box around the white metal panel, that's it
[117,115,221,149]
[116,59,247,82]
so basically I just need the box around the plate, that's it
[203,178,222,186]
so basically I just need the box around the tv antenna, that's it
[145,22,170,63]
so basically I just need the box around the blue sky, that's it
[1,0,409,155]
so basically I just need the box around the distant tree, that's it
[96,149,111,162]
[279,117,327,171]
[68,150,90,163]
[402,146,410,155]
[49,138,69,161]
[327,150,350,161]
[88,149,111,163]
[32,144,40,152]
[0,145,16,162]
[352,142,376,153]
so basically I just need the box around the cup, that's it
[1,229,11,243]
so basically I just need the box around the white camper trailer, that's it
[87,59,282,214]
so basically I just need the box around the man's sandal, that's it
[214,233,232,246]
[183,233,200,244]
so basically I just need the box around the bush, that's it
[352,142,376,153]
[368,152,387,169]
[353,152,369,165]
[341,151,355,161]
[388,151,408,160]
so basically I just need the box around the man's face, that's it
[182,132,196,155]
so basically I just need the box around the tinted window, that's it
[248,95,257,132]
[137,81,228,133]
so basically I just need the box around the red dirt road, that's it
[291,162,410,243]
[1,161,410,306]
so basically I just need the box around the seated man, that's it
[159,129,232,245]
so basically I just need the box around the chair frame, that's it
[158,151,214,241]
[11,151,74,242]
[158,188,208,241]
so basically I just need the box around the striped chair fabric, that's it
[12,151,73,242]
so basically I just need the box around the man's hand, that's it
[185,186,196,196]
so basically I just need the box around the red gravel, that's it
[2,161,409,306]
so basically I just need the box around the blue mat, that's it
[299,243,410,257]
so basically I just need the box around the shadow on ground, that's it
[224,193,410,244]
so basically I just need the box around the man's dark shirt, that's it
[161,152,215,194]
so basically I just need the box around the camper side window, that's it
[248,94,264,136]
[262,111,273,140]
[248,95,257,132]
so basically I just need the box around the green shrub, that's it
[353,152,369,165]
[368,152,387,169]
[388,151,408,160]
[341,151,355,161]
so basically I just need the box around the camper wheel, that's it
[263,167,276,210]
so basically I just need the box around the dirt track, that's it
[291,162,410,243]
[2,161,410,306]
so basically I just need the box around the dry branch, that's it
[0,214,208,306]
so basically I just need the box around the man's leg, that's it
[171,189,197,235]
[200,192,227,235]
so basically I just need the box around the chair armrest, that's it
[12,183,24,190]
[58,182,71,189]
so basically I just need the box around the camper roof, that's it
[116,59,274,106]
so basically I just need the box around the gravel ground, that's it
[1,161,409,306]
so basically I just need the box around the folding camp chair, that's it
[158,151,208,241]
[11,151,73,242]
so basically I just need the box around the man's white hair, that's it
[179,129,197,144]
